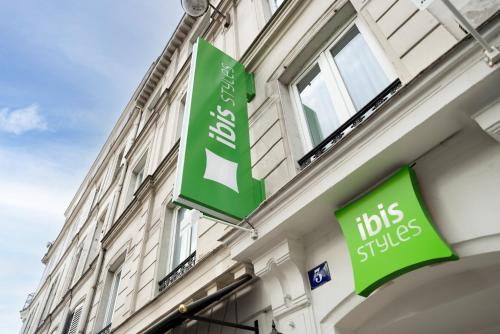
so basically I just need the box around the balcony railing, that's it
[158,252,196,292]
[96,323,112,334]
[298,79,402,168]
[21,292,35,311]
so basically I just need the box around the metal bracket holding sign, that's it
[198,211,258,239]
[410,0,500,66]
[440,0,500,66]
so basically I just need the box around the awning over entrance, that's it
[143,274,256,334]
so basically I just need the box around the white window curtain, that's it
[171,208,197,269]
[103,267,122,327]
[297,64,340,146]
[293,22,396,150]
[331,26,390,110]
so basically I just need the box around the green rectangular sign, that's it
[174,38,265,223]
[335,166,457,297]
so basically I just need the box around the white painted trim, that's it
[289,17,398,152]
[103,265,122,327]
[173,39,198,206]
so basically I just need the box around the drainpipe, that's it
[78,106,143,334]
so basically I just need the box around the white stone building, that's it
[20,0,500,333]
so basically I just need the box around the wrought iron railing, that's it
[298,79,402,168]
[97,323,112,334]
[21,293,35,311]
[158,252,196,292]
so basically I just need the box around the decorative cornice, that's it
[252,238,310,318]
[135,15,196,107]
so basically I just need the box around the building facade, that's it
[20,0,500,333]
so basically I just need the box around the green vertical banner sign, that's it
[335,166,457,297]
[174,38,265,223]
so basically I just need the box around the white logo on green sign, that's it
[203,149,239,193]
[335,166,457,297]
[174,38,265,223]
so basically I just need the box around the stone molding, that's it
[253,238,310,318]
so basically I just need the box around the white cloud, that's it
[0,104,47,135]
[0,180,69,217]
[0,145,85,218]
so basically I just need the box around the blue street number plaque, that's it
[308,262,331,290]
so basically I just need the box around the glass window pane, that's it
[331,27,390,110]
[269,0,284,12]
[172,208,195,268]
[104,269,121,326]
[179,230,190,262]
[297,64,340,146]
[190,221,198,254]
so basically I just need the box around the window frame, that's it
[126,150,148,203]
[84,207,107,270]
[290,18,397,153]
[268,0,285,13]
[166,207,197,273]
[102,265,122,328]
[64,246,83,292]
[23,303,38,334]
[62,302,84,334]
[110,148,125,185]
[175,93,187,141]
[39,275,60,325]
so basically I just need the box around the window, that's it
[292,22,397,151]
[89,183,101,212]
[64,246,83,292]
[23,303,38,334]
[111,149,124,184]
[97,255,124,331]
[158,206,198,292]
[84,209,106,270]
[176,95,187,141]
[297,64,339,147]
[126,153,147,202]
[76,188,95,233]
[171,207,197,269]
[269,0,284,13]
[330,26,392,110]
[132,167,145,193]
[39,276,59,325]
[102,266,122,328]
[61,303,83,334]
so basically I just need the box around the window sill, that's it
[158,252,197,293]
[298,79,402,168]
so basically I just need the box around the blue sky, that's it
[0,1,183,332]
